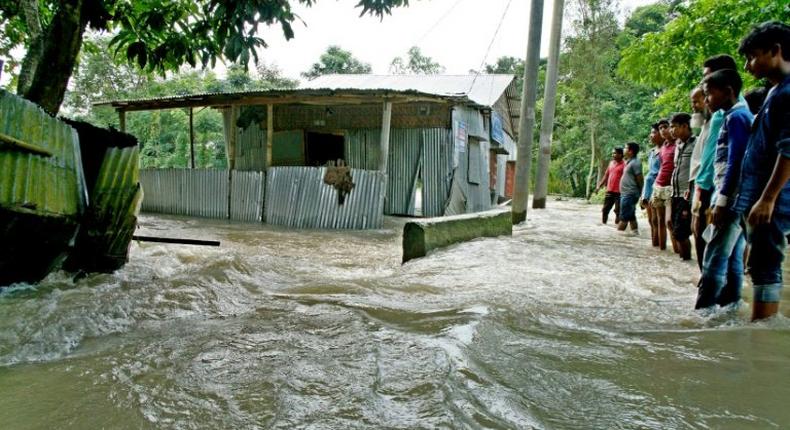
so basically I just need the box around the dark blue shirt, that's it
[734,75,790,218]
[713,103,753,208]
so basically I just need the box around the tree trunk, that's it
[16,0,43,95]
[585,123,596,199]
[22,0,87,115]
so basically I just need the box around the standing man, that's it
[669,113,696,261]
[651,119,676,251]
[736,21,790,320]
[696,69,753,310]
[694,55,746,269]
[618,142,644,235]
[642,123,663,247]
[689,88,712,269]
[596,147,625,225]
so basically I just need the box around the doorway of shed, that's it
[305,132,345,166]
[412,178,424,217]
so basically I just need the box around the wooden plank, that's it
[132,235,221,247]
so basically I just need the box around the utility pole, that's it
[533,0,565,209]
[512,0,546,224]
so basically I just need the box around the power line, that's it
[469,0,514,93]
[414,0,467,48]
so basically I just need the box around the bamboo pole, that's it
[0,131,53,157]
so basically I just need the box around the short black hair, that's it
[657,119,669,127]
[703,69,743,97]
[626,142,640,156]
[703,54,737,72]
[650,122,660,131]
[614,147,624,155]
[744,86,769,115]
[739,21,790,61]
[670,112,691,126]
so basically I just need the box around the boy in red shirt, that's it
[596,147,625,224]
[650,119,677,250]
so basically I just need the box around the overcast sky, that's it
[253,0,657,80]
[0,0,657,86]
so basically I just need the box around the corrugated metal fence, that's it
[265,167,386,229]
[139,169,264,222]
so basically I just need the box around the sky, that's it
[250,0,657,80]
[0,0,657,86]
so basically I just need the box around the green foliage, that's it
[302,45,372,79]
[485,55,526,94]
[390,47,445,74]
[623,2,671,37]
[0,0,408,112]
[106,0,409,74]
[618,0,789,114]
[64,35,296,169]
[489,0,659,198]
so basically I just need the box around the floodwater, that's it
[1,199,788,429]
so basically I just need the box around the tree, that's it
[623,2,670,37]
[618,0,788,114]
[0,0,410,114]
[390,46,445,74]
[540,0,655,198]
[64,35,296,169]
[302,45,372,79]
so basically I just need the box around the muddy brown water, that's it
[1,199,788,429]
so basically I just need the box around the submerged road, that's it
[1,198,788,429]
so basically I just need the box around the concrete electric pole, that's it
[511,0,546,224]
[533,0,565,209]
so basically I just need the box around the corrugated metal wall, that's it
[420,129,454,217]
[0,90,87,217]
[139,169,264,222]
[445,107,494,215]
[236,124,265,171]
[496,133,517,199]
[345,129,380,170]
[386,129,423,215]
[265,166,386,229]
[344,128,453,217]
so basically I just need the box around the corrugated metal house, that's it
[98,74,519,229]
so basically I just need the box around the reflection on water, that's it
[1,199,788,429]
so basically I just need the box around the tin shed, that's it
[97,74,519,229]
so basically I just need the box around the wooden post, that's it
[118,110,126,132]
[227,105,239,171]
[379,101,393,172]
[189,107,195,169]
[266,104,274,169]
[226,105,239,220]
